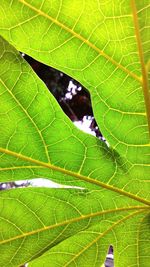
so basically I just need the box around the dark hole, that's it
[105,245,114,267]
[23,54,103,139]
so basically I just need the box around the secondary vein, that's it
[19,0,141,83]
[63,209,148,267]
[0,147,150,206]
[0,206,148,245]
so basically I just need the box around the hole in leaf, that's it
[23,54,104,139]
[105,245,114,267]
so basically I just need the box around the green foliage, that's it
[0,1,149,266]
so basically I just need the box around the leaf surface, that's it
[0,0,149,188]
[0,188,148,267]
[0,1,150,266]
[28,211,148,267]
[0,36,123,191]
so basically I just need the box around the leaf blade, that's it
[0,36,118,190]
[27,209,149,267]
[0,187,148,267]
[0,0,149,164]
[0,1,150,266]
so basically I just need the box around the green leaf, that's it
[0,35,122,191]
[28,211,148,267]
[0,0,150,266]
[0,0,150,161]
[0,188,148,267]
[138,213,150,267]
[0,0,149,187]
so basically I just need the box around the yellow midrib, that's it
[18,0,141,83]
[0,206,148,245]
[0,147,150,206]
[131,0,150,137]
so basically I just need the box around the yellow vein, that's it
[0,206,148,245]
[131,0,150,137]
[0,147,150,206]
[0,166,44,171]
[63,209,148,267]
[19,0,141,83]
[109,109,146,116]
[0,79,50,163]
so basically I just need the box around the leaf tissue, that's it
[0,1,149,266]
